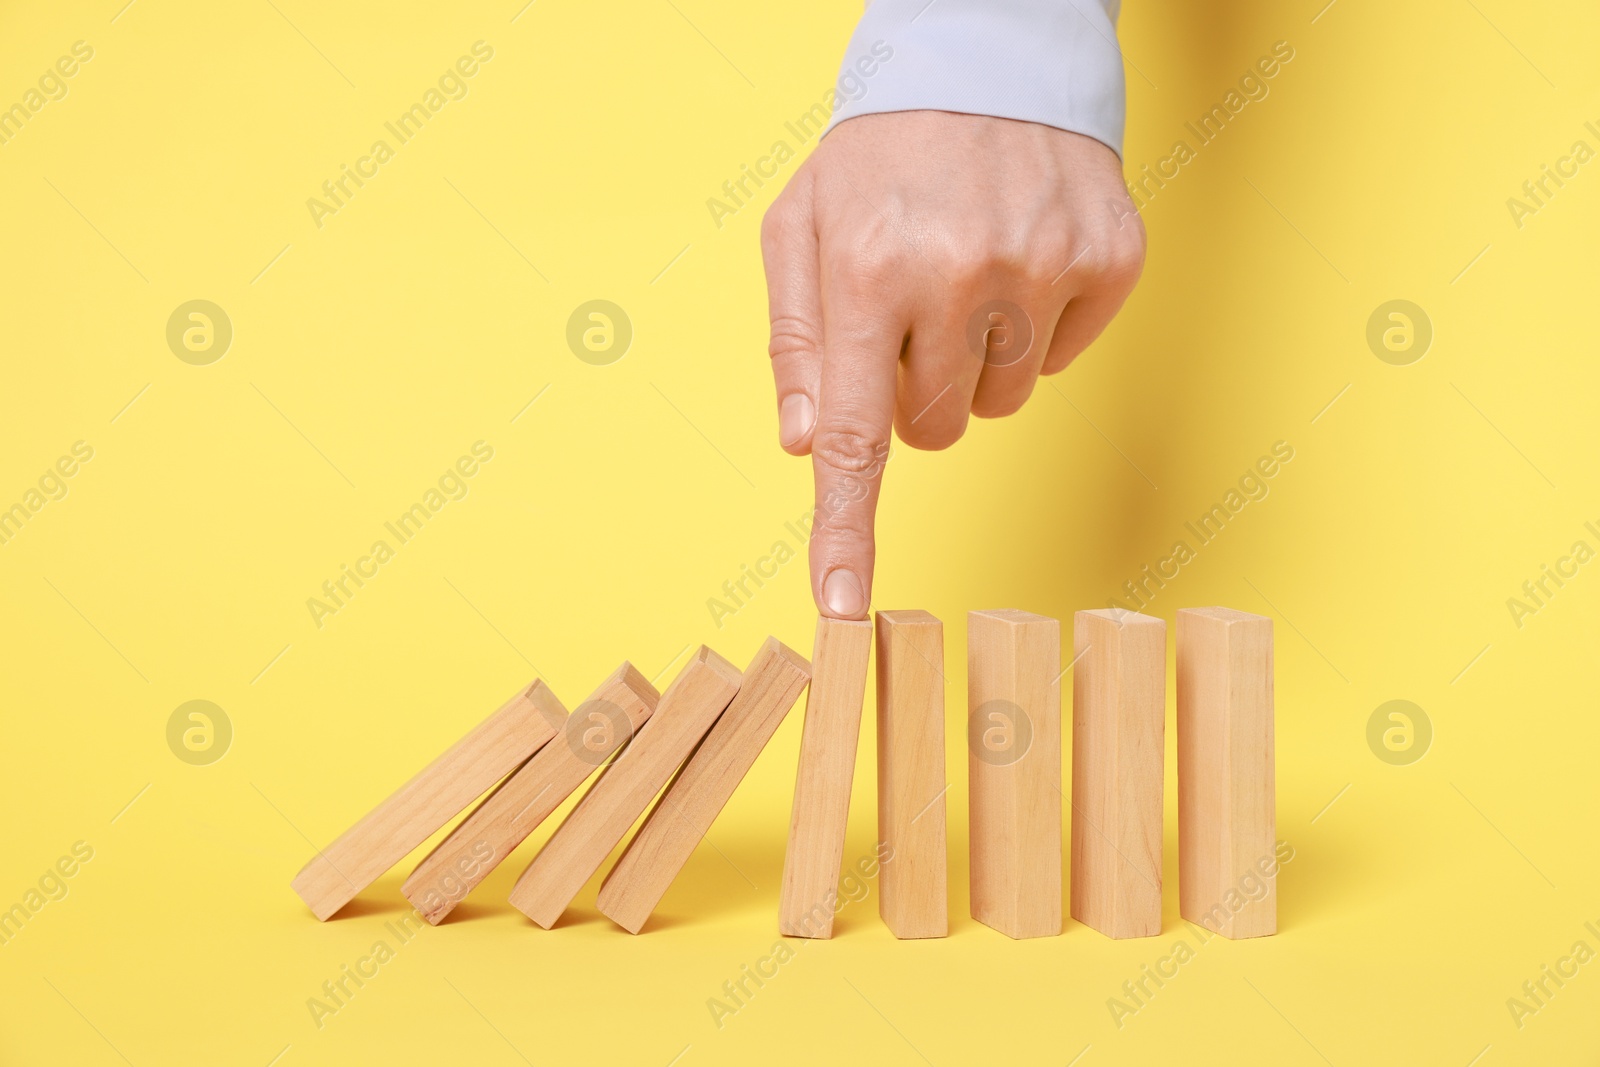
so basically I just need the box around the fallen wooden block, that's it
[596,638,811,933]
[1177,607,1276,939]
[509,647,742,928]
[967,609,1062,939]
[290,680,564,920]
[874,610,948,939]
[401,663,660,925]
[778,616,873,938]
[1071,609,1165,939]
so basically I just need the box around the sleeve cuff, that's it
[824,0,1128,159]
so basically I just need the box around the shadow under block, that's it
[1071,609,1165,939]
[597,638,812,933]
[509,647,742,929]
[1177,607,1276,939]
[402,663,661,925]
[779,616,873,939]
[874,610,948,939]
[290,680,565,921]
[967,609,1062,939]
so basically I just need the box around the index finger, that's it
[808,282,906,619]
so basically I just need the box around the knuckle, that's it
[997,235,1043,279]
[827,224,907,287]
[972,381,1036,420]
[988,394,1029,418]
[768,314,820,362]
[812,423,889,477]
[1025,237,1075,283]
[859,249,909,290]
[760,197,800,252]
[759,203,784,247]
[952,256,1004,294]
[971,398,1018,420]
[897,415,965,452]
[1102,230,1147,287]
[1078,220,1146,289]
[947,234,1025,287]
[1040,345,1081,375]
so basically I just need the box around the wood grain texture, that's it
[401,663,660,925]
[874,610,948,939]
[779,616,873,939]
[1071,609,1165,939]
[290,681,564,921]
[1177,607,1276,939]
[597,638,811,933]
[967,609,1062,939]
[509,647,742,929]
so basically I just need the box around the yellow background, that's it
[2,0,1597,1063]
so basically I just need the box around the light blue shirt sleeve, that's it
[825,0,1128,158]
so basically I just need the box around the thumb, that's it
[760,180,823,455]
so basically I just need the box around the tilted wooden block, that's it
[290,680,564,920]
[778,616,873,938]
[509,647,742,928]
[1177,607,1276,939]
[401,663,660,925]
[874,610,948,939]
[1071,609,1165,939]
[597,638,811,933]
[967,609,1062,939]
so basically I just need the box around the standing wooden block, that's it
[290,681,564,920]
[874,610,948,939]
[597,638,811,933]
[509,647,742,928]
[401,663,660,925]
[1177,607,1275,939]
[967,609,1062,939]
[1071,609,1165,939]
[778,617,873,939]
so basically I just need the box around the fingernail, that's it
[822,569,867,618]
[779,394,815,447]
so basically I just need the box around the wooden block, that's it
[967,609,1062,939]
[509,647,742,928]
[1177,607,1276,939]
[290,681,564,920]
[597,638,811,933]
[1071,609,1165,939]
[778,616,873,938]
[874,610,948,939]
[401,663,660,925]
